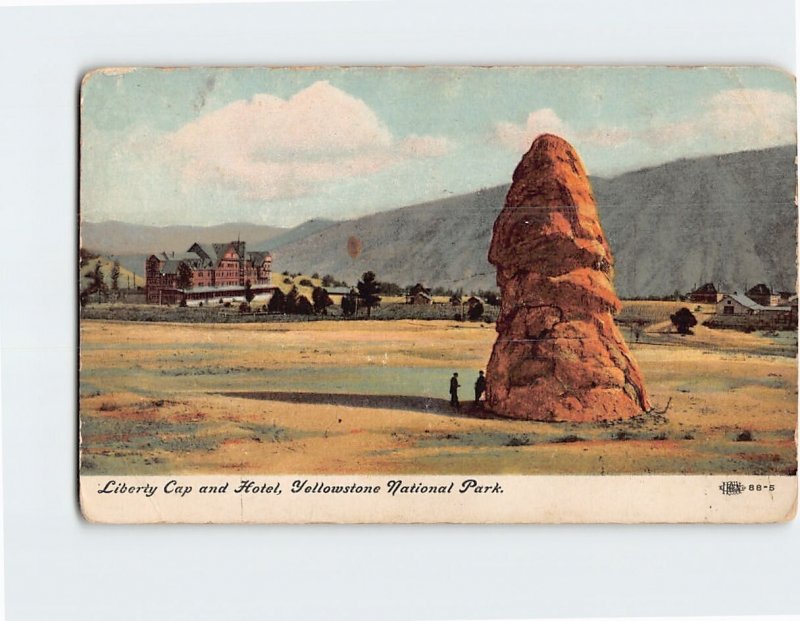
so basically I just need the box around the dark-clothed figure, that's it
[449,373,461,410]
[474,370,487,404]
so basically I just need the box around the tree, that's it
[177,261,193,290]
[244,280,255,303]
[467,300,484,321]
[670,307,698,335]
[267,288,286,313]
[312,286,333,315]
[88,263,108,303]
[357,271,382,318]
[295,295,314,315]
[449,294,462,307]
[285,286,300,314]
[321,274,335,288]
[341,291,357,317]
[110,260,120,292]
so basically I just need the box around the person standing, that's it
[474,370,486,405]
[449,372,461,410]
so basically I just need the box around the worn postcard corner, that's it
[79,66,797,524]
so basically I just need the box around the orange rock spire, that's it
[486,134,650,421]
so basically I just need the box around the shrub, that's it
[299,278,313,287]
[505,435,531,447]
[179,298,187,308]
[239,302,251,313]
[467,301,484,321]
[341,294,356,317]
[670,307,698,335]
[551,434,582,444]
[736,430,754,442]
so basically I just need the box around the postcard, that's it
[78,66,797,523]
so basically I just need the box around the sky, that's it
[81,66,796,227]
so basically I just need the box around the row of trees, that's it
[266,286,332,315]
[315,271,500,303]
[264,271,383,317]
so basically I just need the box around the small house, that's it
[407,283,433,304]
[746,283,780,307]
[687,282,722,304]
[716,293,763,316]
[408,291,433,305]
[323,286,352,298]
[408,283,431,296]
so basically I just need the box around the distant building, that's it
[408,291,433,305]
[145,240,273,304]
[717,292,792,321]
[406,283,433,304]
[716,293,763,316]
[746,283,780,307]
[323,286,352,297]
[688,282,722,304]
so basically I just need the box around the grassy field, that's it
[79,313,797,475]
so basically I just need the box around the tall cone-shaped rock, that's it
[486,134,650,422]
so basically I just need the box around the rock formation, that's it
[486,134,650,422]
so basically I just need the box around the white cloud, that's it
[647,88,796,150]
[494,88,795,158]
[165,80,452,200]
[493,108,569,152]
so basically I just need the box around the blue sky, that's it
[81,66,796,227]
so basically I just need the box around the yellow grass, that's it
[80,257,145,289]
[273,273,323,300]
[79,318,797,475]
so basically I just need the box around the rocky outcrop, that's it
[486,134,650,422]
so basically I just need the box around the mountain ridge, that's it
[82,146,797,297]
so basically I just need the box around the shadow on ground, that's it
[217,390,493,418]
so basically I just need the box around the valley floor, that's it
[79,314,797,475]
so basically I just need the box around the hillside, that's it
[81,147,797,298]
[81,221,287,256]
[253,218,337,251]
[80,253,145,292]
[269,146,797,297]
[271,186,508,293]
